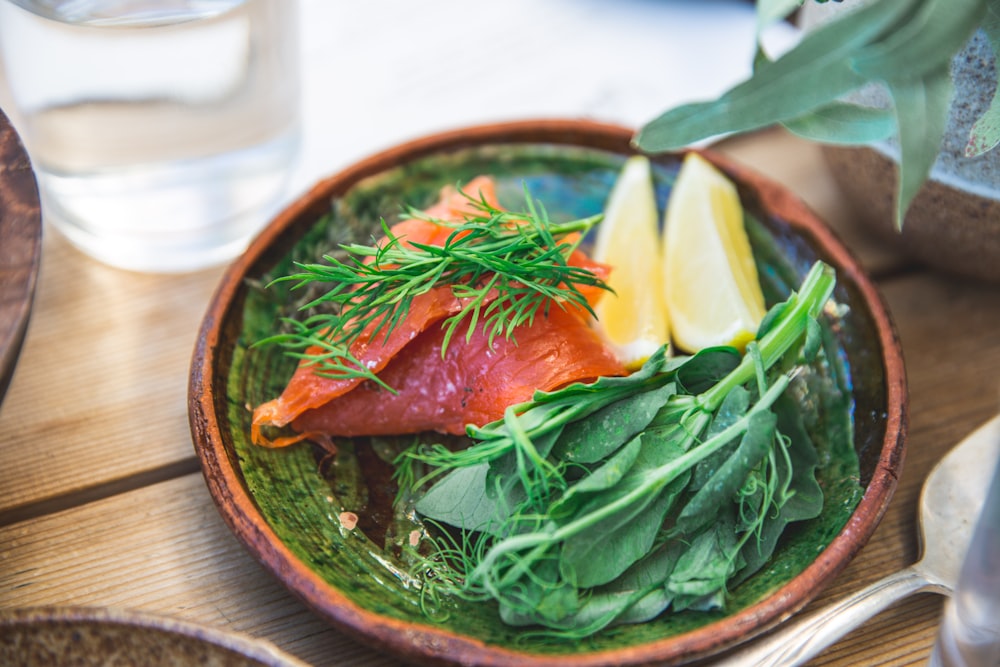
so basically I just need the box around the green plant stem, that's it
[698,261,834,411]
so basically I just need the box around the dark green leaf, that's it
[690,386,751,489]
[551,436,644,516]
[558,430,688,522]
[803,316,823,362]
[555,434,691,587]
[553,383,677,464]
[484,426,563,516]
[560,482,680,588]
[571,542,683,630]
[675,347,742,395]
[756,299,790,341]
[734,392,823,583]
[498,558,580,626]
[498,543,681,634]
[674,410,777,536]
[414,463,507,533]
[667,513,742,610]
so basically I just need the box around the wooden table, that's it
[1,127,999,666]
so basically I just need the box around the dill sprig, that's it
[257,186,609,387]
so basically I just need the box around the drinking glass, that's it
[0,0,301,272]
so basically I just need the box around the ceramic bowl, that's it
[189,119,907,666]
[0,107,42,406]
[0,607,308,666]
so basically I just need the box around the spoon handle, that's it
[714,564,941,666]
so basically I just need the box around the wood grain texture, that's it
[0,231,223,522]
[0,474,399,667]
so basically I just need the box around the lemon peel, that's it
[591,155,670,369]
[662,152,766,353]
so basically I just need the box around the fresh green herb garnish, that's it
[257,189,608,388]
[397,261,836,637]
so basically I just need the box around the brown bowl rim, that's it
[0,107,43,406]
[0,606,309,667]
[189,118,908,666]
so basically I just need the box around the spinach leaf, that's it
[674,410,777,537]
[553,382,678,464]
[404,262,843,636]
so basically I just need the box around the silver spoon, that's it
[715,414,1000,667]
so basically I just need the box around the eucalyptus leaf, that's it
[966,5,1000,156]
[635,0,1000,229]
[782,101,896,145]
[851,0,985,81]
[886,64,954,228]
[634,0,914,150]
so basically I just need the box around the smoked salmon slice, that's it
[252,176,624,445]
[291,305,625,437]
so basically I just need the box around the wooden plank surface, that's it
[0,473,397,667]
[0,232,223,523]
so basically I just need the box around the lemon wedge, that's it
[591,155,670,368]
[662,153,766,353]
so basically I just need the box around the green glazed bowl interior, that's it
[189,120,907,666]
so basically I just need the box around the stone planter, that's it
[801,6,1000,282]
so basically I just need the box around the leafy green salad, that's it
[394,261,840,637]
